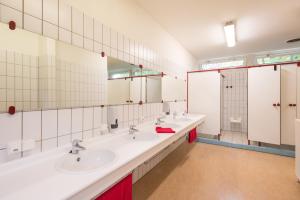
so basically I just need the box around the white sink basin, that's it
[127,132,159,141]
[160,123,180,129]
[56,149,116,173]
[174,117,192,122]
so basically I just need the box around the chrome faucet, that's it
[129,125,138,134]
[129,125,138,139]
[155,116,165,125]
[69,139,86,154]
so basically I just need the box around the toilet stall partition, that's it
[187,61,300,114]
[187,61,300,145]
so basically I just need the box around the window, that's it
[256,53,300,65]
[200,59,245,70]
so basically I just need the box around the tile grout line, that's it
[56,109,58,147]
[21,111,24,157]
[40,108,43,152]
[82,107,84,140]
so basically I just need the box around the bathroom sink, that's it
[160,123,180,129]
[174,117,192,122]
[56,149,116,173]
[127,132,159,141]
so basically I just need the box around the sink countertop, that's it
[0,114,205,200]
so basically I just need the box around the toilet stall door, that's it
[188,71,220,136]
[248,65,281,144]
[297,66,300,119]
[281,64,297,145]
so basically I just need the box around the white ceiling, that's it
[134,0,300,60]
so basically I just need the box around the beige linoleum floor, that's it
[220,131,248,145]
[133,142,300,200]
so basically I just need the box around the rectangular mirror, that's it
[0,22,106,113]
[162,75,186,102]
[146,76,162,103]
[107,57,141,105]
[107,57,162,105]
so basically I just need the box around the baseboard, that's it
[197,137,295,157]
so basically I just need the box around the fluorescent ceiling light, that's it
[224,22,236,47]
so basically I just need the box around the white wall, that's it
[63,0,196,74]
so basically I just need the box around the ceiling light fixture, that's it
[224,22,236,47]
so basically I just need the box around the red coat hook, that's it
[8,106,16,115]
[8,21,16,30]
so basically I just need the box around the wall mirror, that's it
[0,22,106,113]
[107,57,162,105]
[145,76,162,103]
[162,75,186,102]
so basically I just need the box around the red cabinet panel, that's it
[96,174,132,200]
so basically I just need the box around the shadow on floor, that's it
[133,141,196,200]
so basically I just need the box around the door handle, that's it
[277,103,280,107]
[289,104,293,107]
[273,103,277,107]
[293,104,297,107]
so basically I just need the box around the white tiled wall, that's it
[168,101,187,114]
[0,0,188,165]
[0,106,108,164]
[107,102,163,129]
[0,101,184,164]
[221,69,248,133]
[0,0,188,77]
[107,101,186,131]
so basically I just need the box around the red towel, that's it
[155,126,175,133]
[188,128,197,143]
